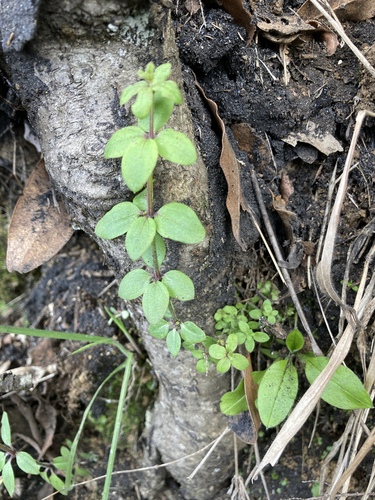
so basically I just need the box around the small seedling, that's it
[95,62,207,357]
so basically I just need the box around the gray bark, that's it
[0,1,257,498]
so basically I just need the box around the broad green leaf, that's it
[153,63,171,84]
[217,357,231,373]
[131,88,153,119]
[120,81,148,105]
[133,187,148,211]
[162,270,194,301]
[0,451,5,470]
[286,329,304,353]
[125,216,156,261]
[226,333,238,352]
[155,129,196,165]
[180,321,206,343]
[1,412,11,447]
[258,360,298,428]
[104,126,145,158]
[142,233,166,268]
[142,281,170,324]
[251,370,266,385]
[138,92,174,133]
[95,202,141,239]
[3,460,15,496]
[196,358,209,373]
[16,451,40,475]
[252,331,270,343]
[121,137,158,193]
[238,321,250,333]
[166,329,181,357]
[155,202,205,244]
[149,320,169,339]
[245,337,255,353]
[59,446,70,458]
[302,355,373,410]
[220,379,248,415]
[209,344,226,360]
[249,308,262,320]
[158,80,182,105]
[118,269,151,300]
[48,472,66,492]
[230,353,249,370]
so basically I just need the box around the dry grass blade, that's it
[309,0,375,78]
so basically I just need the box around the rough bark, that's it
[0,1,257,498]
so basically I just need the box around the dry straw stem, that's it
[250,109,375,478]
[309,0,375,79]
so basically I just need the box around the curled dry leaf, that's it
[282,121,343,156]
[6,159,73,273]
[279,170,294,204]
[256,11,315,44]
[195,78,247,250]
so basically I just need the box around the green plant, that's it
[0,324,133,499]
[95,62,207,357]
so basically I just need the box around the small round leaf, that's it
[180,322,206,343]
[121,137,158,193]
[142,281,170,325]
[104,126,145,158]
[155,202,205,244]
[155,129,196,165]
[125,216,156,261]
[16,451,40,475]
[118,269,151,300]
[149,320,169,339]
[286,329,304,353]
[166,329,181,357]
[162,270,194,301]
[95,202,140,239]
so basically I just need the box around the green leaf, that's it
[104,126,145,158]
[138,62,155,81]
[125,216,156,261]
[131,88,153,119]
[48,472,66,492]
[258,360,298,428]
[155,202,205,244]
[155,129,196,165]
[180,322,206,343]
[302,355,373,410]
[249,309,262,320]
[209,344,226,360]
[153,63,171,84]
[252,331,270,343]
[148,320,169,339]
[95,202,141,239]
[230,353,249,370]
[121,137,158,193]
[0,451,5,470]
[162,270,194,301]
[262,299,273,315]
[157,80,182,105]
[220,379,249,416]
[142,281,170,324]
[196,358,209,373]
[132,187,148,211]
[217,357,231,373]
[118,269,151,300]
[166,329,181,357]
[16,451,40,475]
[1,412,12,447]
[120,81,148,105]
[245,337,255,353]
[142,233,166,268]
[226,333,238,352]
[2,460,15,497]
[138,92,174,133]
[53,455,69,471]
[286,329,304,353]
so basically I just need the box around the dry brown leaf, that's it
[219,0,255,41]
[282,121,343,156]
[6,159,73,273]
[243,354,260,440]
[298,0,375,22]
[231,122,272,171]
[195,78,247,250]
[256,11,315,43]
[185,0,200,16]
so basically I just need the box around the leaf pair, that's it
[96,201,205,262]
[119,269,194,325]
[149,320,206,357]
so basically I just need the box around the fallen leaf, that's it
[256,11,315,44]
[282,121,343,156]
[195,78,247,250]
[219,0,255,41]
[279,170,294,204]
[6,159,74,273]
[185,0,200,16]
[231,123,272,171]
[243,354,260,441]
[298,0,375,22]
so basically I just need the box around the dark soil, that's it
[1,0,375,498]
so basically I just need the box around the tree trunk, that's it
[0,1,258,498]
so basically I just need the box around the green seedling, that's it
[95,62,206,357]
